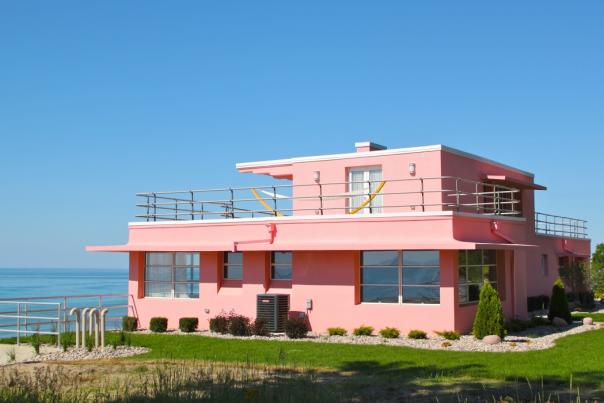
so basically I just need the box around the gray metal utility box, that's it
[256,294,290,332]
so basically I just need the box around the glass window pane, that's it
[403,286,440,304]
[467,250,482,266]
[272,252,292,265]
[459,266,467,283]
[174,267,199,282]
[459,286,468,303]
[468,266,483,283]
[175,283,199,299]
[225,252,243,265]
[361,286,398,303]
[468,284,481,301]
[361,251,399,266]
[146,252,173,266]
[175,252,199,266]
[403,267,440,286]
[483,250,497,265]
[361,267,398,285]
[145,266,172,282]
[272,266,292,280]
[144,282,172,298]
[458,250,467,266]
[403,251,439,266]
[224,266,242,280]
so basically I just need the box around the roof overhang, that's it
[484,175,546,190]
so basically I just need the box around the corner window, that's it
[223,252,243,280]
[271,252,292,280]
[145,252,199,298]
[360,250,440,304]
[458,250,497,304]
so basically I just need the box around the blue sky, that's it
[0,2,602,269]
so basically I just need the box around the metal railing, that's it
[535,212,588,239]
[0,294,136,344]
[136,176,522,221]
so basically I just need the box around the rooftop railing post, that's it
[153,193,157,222]
[272,186,278,217]
[455,178,460,212]
[229,188,235,219]
[318,183,324,215]
[420,178,425,212]
[201,202,204,220]
[146,195,150,222]
[190,191,195,220]
[367,180,373,214]
[475,182,480,213]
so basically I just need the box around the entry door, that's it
[349,167,383,214]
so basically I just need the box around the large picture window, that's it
[271,252,292,280]
[360,250,440,304]
[145,252,199,298]
[223,252,243,280]
[458,250,497,304]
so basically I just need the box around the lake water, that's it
[0,268,128,338]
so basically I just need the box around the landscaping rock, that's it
[552,317,568,327]
[482,335,502,345]
[583,317,594,325]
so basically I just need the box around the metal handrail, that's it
[136,176,523,221]
[534,212,588,239]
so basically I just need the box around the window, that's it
[360,250,440,304]
[223,252,243,280]
[271,252,292,280]
[349,167,383,214]
[541,254,549,276]
[458,250,497,304]
[145,252,199,298]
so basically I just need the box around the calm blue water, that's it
[0,268,128,338]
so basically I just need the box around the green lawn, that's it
[123,329,604,388]
[572,312,604,322]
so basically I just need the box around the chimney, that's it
[355,141,387,153]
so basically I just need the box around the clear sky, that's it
[0,2,602,269]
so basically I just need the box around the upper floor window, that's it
[145,252,199,298]
[360,250,440,304]
[458,250,497,304]
[271,251,292,280]
[349,167,383,214]
[223,252,243,280]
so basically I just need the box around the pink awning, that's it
[484,175,546,190]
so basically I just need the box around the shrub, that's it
[352,325,374,336]
[379,327,400,339]
[179,317,199,333]
[209,313,230,334]
[472,281,505,339]
[436,330,460,340]
[149,317,168,333]
[285,317,308,339]
[119,330,127,345]
[228,314,251,336]
[548,278,572,324]
[327,327,347,336]
[31,330,41,355]
[122,316,138,332]
[60,333,71,352]
[408,329,427,339]
[250,318,270,336]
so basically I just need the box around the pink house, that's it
[87,142,590,334]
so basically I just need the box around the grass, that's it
[3,328,604,399]
[572,312,604,322]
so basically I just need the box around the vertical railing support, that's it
[455,178,460,211]
[190,191,195,220]
[100,309,109,348]
[70,308,81,348]
[16,303,20,346]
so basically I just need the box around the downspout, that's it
[232,223,277,252]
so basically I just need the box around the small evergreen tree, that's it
[472,281,505,339]
[548,278,572,323]
[591,243,604,297]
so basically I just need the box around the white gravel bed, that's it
[33,345,150,363]
[138,322,600,353]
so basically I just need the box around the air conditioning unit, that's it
[256,294,290,332]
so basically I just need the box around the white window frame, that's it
[348,167,383,214]
[144,252,200,299]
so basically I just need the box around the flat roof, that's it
[236,144,535,178]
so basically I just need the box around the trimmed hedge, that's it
[352,325,374,336]
[285,317,308,339]
[549,278,572,324]
[149,317,168,333]
[209,313,230,334]
[472,281,505,339]
[407,329,427,339]
[379,327,400,339]
[122,316,138,332]
[179,317,199,333]
[228,314,251,336]
[327,327,347,336]
[436,330,460,340]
